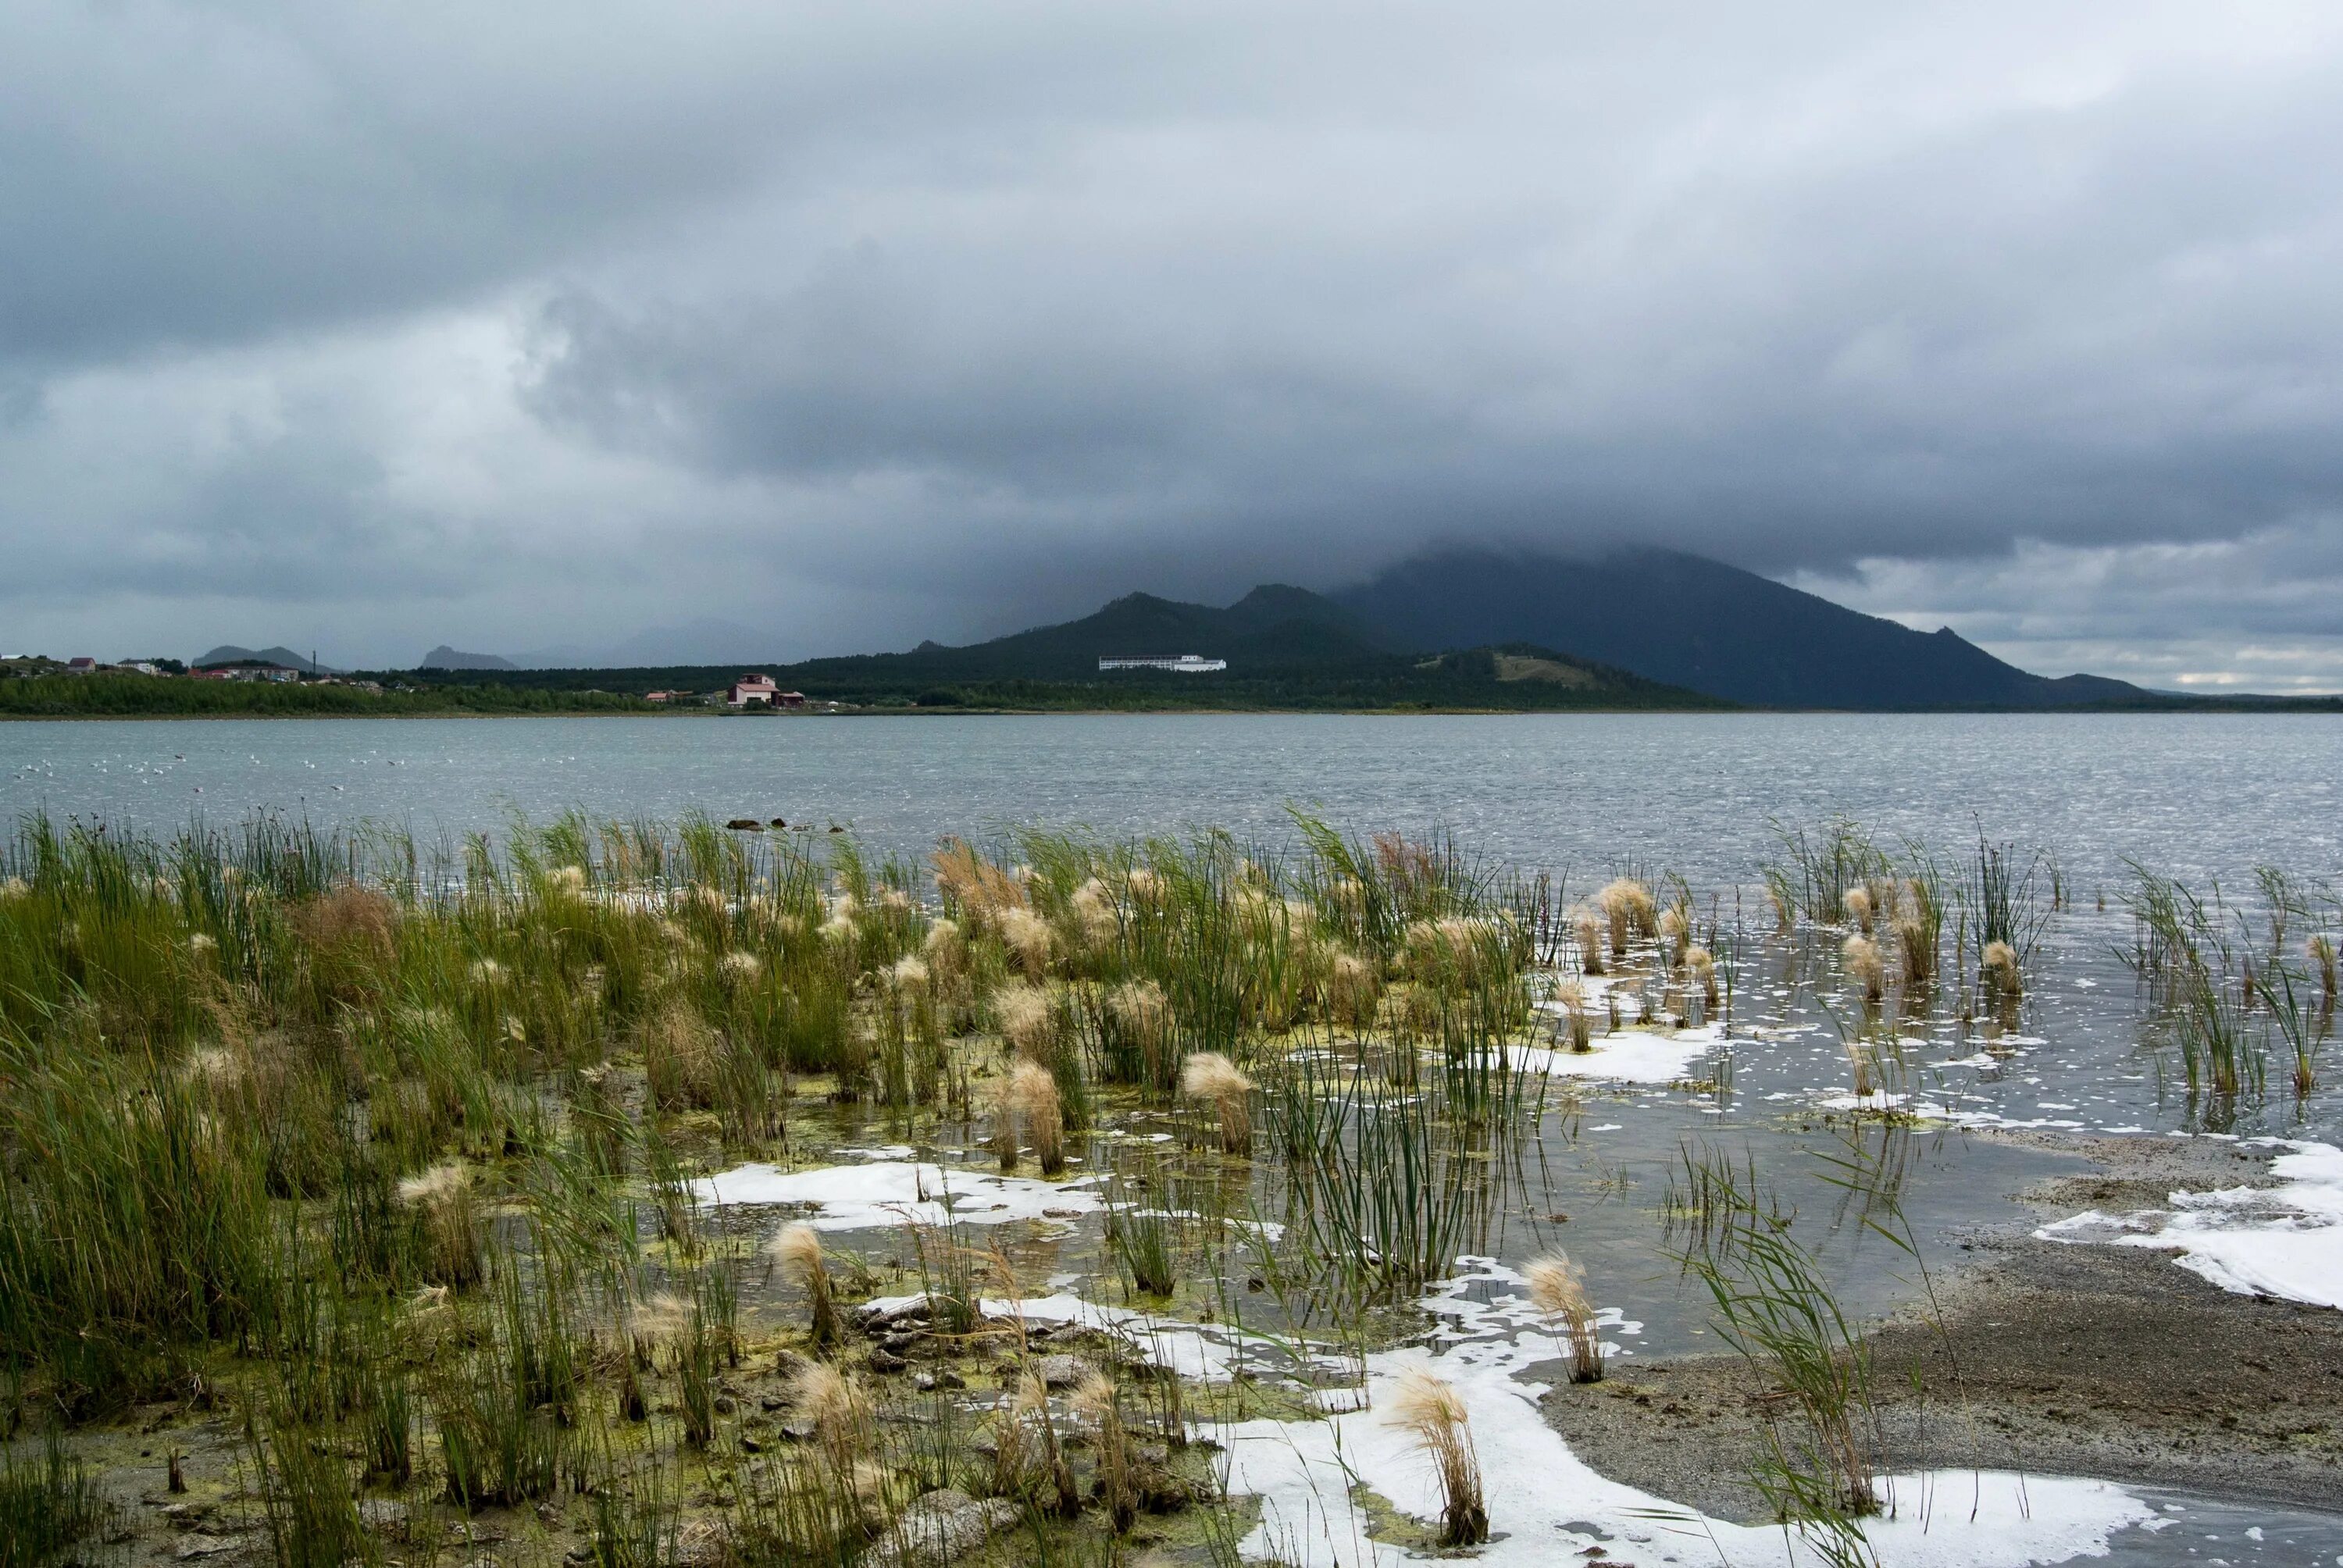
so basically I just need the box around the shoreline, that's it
[7,704,2343,723]
[1536,1129,2343,1520]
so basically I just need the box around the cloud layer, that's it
[5,1,2342,682]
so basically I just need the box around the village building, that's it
[1096,654,1228,673]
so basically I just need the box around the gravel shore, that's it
[1538,1131,2343,1520]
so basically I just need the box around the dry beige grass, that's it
[1844,886,1874,934]
[1982,939,2022,996]
[768,1221,839,1345]
[1524,1251,1603,1383]
[1385,1368,1487,1545]
[1008,1059,1065,1175]
[1179,1050,1254,1155]
[1842,934,1885,1004]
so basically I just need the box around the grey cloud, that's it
[6,2,2343,679]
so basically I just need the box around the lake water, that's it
[5,711,2339,889]
[8,712,2343,1557]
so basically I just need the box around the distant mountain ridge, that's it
[1332,547,2150,710]
[389,583,1719,711]
[376,546,2171,710]
[420,645,519,672]
[193,645,341,674]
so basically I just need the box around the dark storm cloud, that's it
[5,1,2343,677]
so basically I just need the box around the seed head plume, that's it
[922,917,966,985]
[998,906,1054,978]
[1179,1050,1254,1155]
[1384,1368,1488,1546]
[1008,1059,1065,1175]
[1068,878,1120,950]
[1981,939,2022,996]
[767,1221,840,1346]
[629,1291,694,1364]
[993,982,1055,1057]
[398,1161,482,1288]
[1597,879,1654,957]
[1842,1031,1878,1099]
[1072,1371,1136,1530]
[1680,945,1718,1010]
[1108,978,1172,1082]
[1523,1252,1603,1383]
[1571,908,1606,975]
[1553,980,1592,1052]
[1327,948,1382,1031]
[1842,934,1885,1003]
[788,1362,872,1473]
[1844,886,1874,934]
[1896,916,1935,987]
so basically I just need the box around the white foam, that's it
[1521,1024,1720,1085]
[689,1160,1100,1230]
[2037,1139,2343,1310]
[1221,1259,2152,1567]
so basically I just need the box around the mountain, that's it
[1333,547,2149,710]
[829,584,1392,682]
[390,584,1723,711]
[419,646,519,672]
[192,645,341,674]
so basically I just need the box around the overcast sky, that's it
[5,2,2343,688]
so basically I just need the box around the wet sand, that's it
[1539,1131,2343,1520]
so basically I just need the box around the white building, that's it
[728,674,780,707]
[1097,654,1228,673]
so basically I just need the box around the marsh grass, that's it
[0,1432,112,1568]
[1107,1193,1179,1299]
[3,804,2245,1565]
[2126,868,2268,1103]
[1674,1149,1879,1564]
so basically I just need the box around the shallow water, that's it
[9,712,2342,1558]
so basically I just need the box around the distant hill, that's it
[1334,547,2151,710]
[828,583,1393,682]
[384,584,1724,711]
[192,645,341,675]
[420,645,519,672]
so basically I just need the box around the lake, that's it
[5,711,2338,893]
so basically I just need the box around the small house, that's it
[727,674,781,708]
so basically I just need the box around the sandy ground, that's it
[1538,1131,2343,1520]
